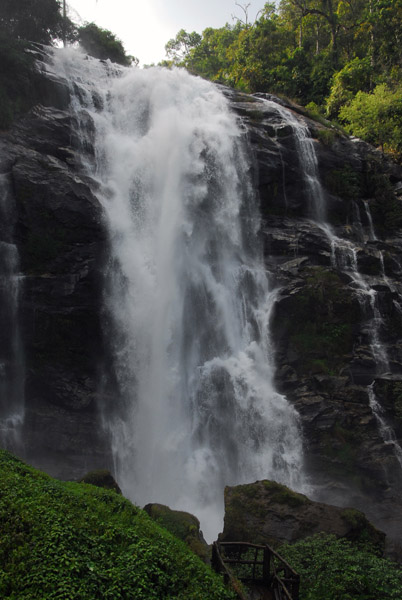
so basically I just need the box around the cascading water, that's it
[0,171,25,452]
[363,200,377,241]
[262,97,402,466]
[368,383,402,468]
[52,49,305,540]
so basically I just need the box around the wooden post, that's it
[263,545,271,585]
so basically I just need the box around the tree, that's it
[326,56,372,116]
[165,29,202,63]
[78,23,135,66]
[339,83,402,154]
[0,0,73,45]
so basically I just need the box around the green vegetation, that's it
[279,533,402,600]
[340,83,402,156]
[0,0,73,45]
[144,504,209,561]
[77,23,136,66]
[162,0,402,159]
[0,0,133,130]
[0,450,234,599]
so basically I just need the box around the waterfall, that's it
[263,97,402,467]
[363,200,377,241]
[0,172,25,452]
[52,49,305,540]
[368,383,402,468]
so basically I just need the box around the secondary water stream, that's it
[262,98,402,466]
[0,172,25,453]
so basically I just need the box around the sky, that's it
[66,0,270,65]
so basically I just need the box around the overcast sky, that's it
[66,0,270,65]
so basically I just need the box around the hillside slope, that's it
[0,450,234,599]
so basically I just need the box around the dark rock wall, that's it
[225,88,402,549]
[0,60,111,479]
[1,52,402,546]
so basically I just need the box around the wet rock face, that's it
[225,89,402,549]
[0,69,111,480]
[219,480,385,552]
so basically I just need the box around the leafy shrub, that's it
[279,533,402,600]
[78,23,134,66]
[0,450,234,599]
[339,83,402,156]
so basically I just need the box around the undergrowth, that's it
[279,533,402,600]
[0,450,234,599]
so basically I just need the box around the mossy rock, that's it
[220,479,385,552]
[78,469,122,494]
[143,503,209,562]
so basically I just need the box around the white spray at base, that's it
[52,49,305,541]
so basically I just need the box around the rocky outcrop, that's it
[219,480,385,551]
[0,57,111,479]
[143,503,209,561]
[225,89,402,551]
[78,469,122,493]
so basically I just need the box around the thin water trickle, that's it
[363,200,377,241]
[368,383,402,468]
[52,49,306,540]
[0,173,25,452]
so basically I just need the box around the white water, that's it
[0,173,25,452]
[52,49,305,540]
[363,200,377,241]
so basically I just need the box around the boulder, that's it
[78,469,122,493]
[143,503,209,562]
[219,480,385,553]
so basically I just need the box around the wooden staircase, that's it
[212,541,299,600]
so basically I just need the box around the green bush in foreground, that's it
[279,533,402,600]
[0,450,234,599]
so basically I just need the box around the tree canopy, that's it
[161,0,402,158]
[0,0,73,45]
[78,23,135,66]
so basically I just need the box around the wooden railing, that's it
[212,541,300,600]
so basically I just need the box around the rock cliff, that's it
[225,88,402,552]
[1,47,402,549]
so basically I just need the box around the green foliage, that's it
[0,450,234,599]
[165,29,202,63]
[0,0,73,45]
[162,0,402,159]
[78,23,134,66]
[279,533,402,600]
[326,57,372,118]
[144,504,208,561]
[339,83,402,155]
[0,35,38,129]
